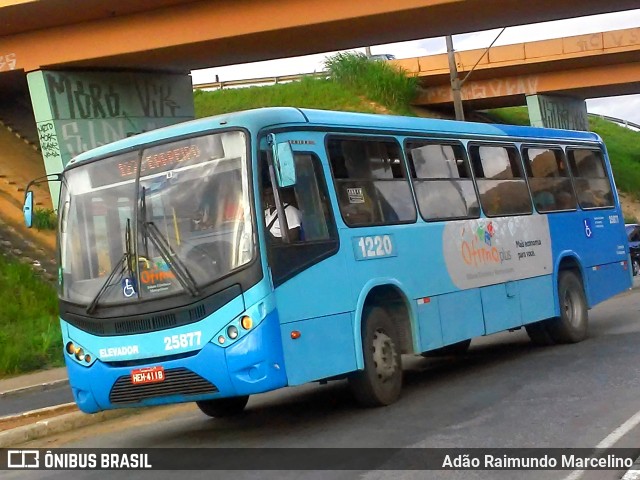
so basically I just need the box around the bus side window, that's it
[405,141,479,220]
[567,149,614,209]
[469,144,532,217]
[327,137,416,227]
[524,147,577,212]
[261,152,338,286]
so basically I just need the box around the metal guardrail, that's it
[193,72,326,90]
[589,113,640,131]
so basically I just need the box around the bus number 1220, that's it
[354,235,395,260]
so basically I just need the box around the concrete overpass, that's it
[1,0,638,73]
[393,27,640,110]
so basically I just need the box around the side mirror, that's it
[23,191,33,228]
[273,142,296,187]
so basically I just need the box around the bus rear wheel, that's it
[196,395,249,418]
[547,270,588,343]
[349,307,402,407]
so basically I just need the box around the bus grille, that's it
[109,367,217,404]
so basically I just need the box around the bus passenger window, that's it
[470,145,532,217]
[405,141,479,220]
[327,137,416,226]
[524,147,577,213]
[567,149,614,209]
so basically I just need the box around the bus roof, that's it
[68,107,601,167]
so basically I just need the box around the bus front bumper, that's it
[65,311,288,413]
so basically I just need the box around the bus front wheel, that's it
[349,307,403,407]
[196,395,249,418]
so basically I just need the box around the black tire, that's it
[196,395,249,418]
[547,270,588,343]
[348,307,403,407]
[421,339,471,357]
[525,321,556,346]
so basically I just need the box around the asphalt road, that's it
[6,286,640,480]
[0,383,73,417]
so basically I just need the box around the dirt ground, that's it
[619,192,640,223]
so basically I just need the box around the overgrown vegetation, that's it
[489,107,640,200]
[194,52,419,118]
[0,254,61,377]
[32,208,57,231]
[324,52,418,115]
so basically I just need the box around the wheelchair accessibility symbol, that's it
[583,219,593,239]
[122,278,137,298]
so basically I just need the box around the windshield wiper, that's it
[139,187,199,297]
[86,218,135,314]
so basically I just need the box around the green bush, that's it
[32,208,57,231]
[324,52,418,115]
[0,255,61,376]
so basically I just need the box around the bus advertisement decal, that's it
[443,216,552,289]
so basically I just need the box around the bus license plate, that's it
[131,366,165,385]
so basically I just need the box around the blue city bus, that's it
[23,108,633,415]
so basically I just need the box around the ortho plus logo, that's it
[476,221,495,246]
[7,450,39,469]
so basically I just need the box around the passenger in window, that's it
[534,190,555,211]
[556,191,575,210]
[263,185,301,241]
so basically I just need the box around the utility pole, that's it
[364,46,372,57]
[446,35,465,121]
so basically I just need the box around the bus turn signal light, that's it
[66,342,75,355]
[241,316,253,330]
[291,331,301,340]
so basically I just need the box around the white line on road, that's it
[562,408,640,480]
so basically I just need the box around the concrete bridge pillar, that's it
[526,94,589,131]
[26,70,195,208]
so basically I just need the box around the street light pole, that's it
[446,35,465,121]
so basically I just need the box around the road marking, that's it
[563,408,640,480]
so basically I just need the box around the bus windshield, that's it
[59,130,254,307]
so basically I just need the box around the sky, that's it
[190,10,640,124]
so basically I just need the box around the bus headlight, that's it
[65,341,94,365]
[227,325,239,340]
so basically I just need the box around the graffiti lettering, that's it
[538,96,588,131]
[37,122,60,159]
[0,53,17,71]
[135,80,179,117]
[424,76,539,104]
[61,120,127,158]
[46,73,121,120]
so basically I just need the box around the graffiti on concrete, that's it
[44,72,189,121]
[537,95,588,131]
[135,80,179,117]
[37,122,61,160]
[424,76,540,104]
[527,94,589,131]
[0,53,17,71]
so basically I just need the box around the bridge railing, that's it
[192,72,326,90]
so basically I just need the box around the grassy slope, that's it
[489,107,640,200]
[194,77,383,118]
[0,255,61,376]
